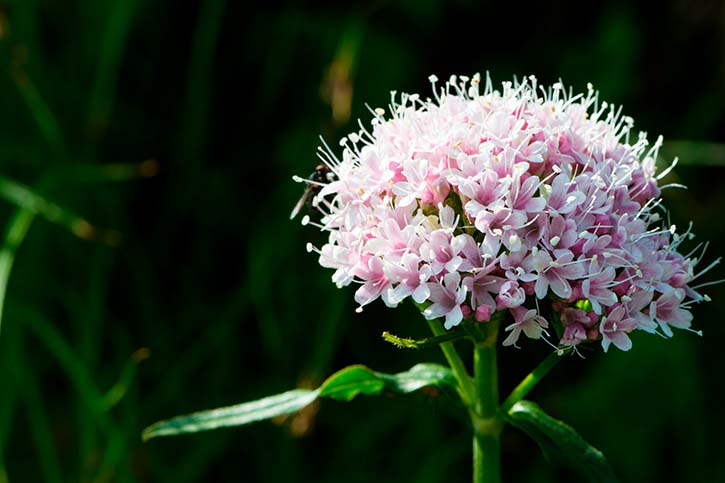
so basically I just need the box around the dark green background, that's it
[0,0,723,481]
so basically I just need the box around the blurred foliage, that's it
[0,0,722,482]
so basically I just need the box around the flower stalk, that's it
[471,319,502,483]
[501,351,561,413]
[427,319,474,406]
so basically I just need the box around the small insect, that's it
[290,164,336,220]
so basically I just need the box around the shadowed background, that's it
[0,0,723,482]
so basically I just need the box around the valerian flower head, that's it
[297,73,720,352]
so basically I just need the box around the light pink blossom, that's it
[423,272,468,329]
[298,73,718,352]
[600,306,637,352]
[503,307,549,347]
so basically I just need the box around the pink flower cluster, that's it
[299,74,718,352]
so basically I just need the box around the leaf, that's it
[378,363,458,394]
[507,400,619,483]
[319,363,456,400]
[318,365,386,401]
[143,363,457,441]
[142,389,320,441]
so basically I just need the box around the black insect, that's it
[290,164,336,220]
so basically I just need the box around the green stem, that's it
[426,319,474,406]
[471,320,502,483]
[501,351,561,413]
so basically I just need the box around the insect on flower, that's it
[290,164,336,220]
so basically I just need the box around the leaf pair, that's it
[141,363,456,441]
[143,362,618,482]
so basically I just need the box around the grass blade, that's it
[13,331,63,483]
[0,209,34,337]
[11,63,64,153]
[0,175,120,244]
[180,0,227,168]
[87,0,140,138]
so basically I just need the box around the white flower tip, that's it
[704,294,712,302]
[292,175,305,183]
[587,82,593,91]
[301,215,310,226]
[355,306,364,314]
[550,236,561,247]
[374,107,385,116]
[556,348,565,356]
[428,74,438,83]
[305,243,314,253]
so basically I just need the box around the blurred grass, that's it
[0,1,722,482]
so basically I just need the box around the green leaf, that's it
[507,400,619,483]
[318,365,386,401]
[142,389,320,441]
[143,363,457,441]
[319,363,456,400]
[378,363,458,394]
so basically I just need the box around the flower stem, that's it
[501,350,561,413]
[426,319,474,405]
[471,320,502,483]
